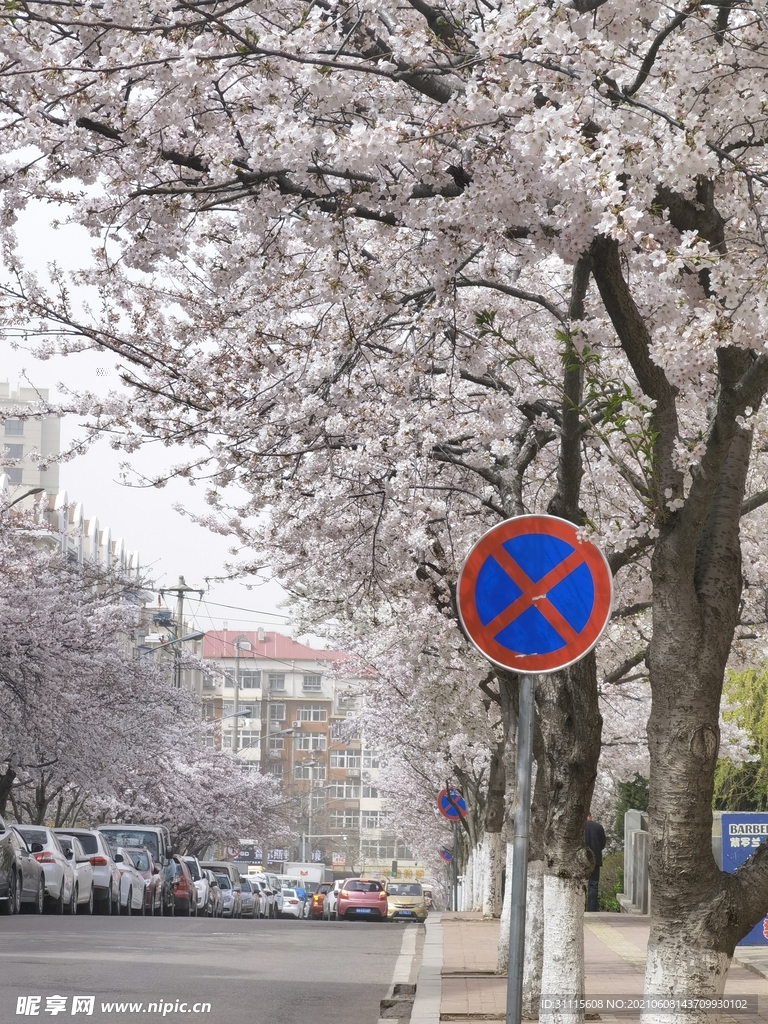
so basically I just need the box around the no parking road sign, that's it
[458,515,613,674]
[438,788,467,820]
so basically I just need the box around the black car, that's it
[0,818,45,914]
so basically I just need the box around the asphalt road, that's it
[0,915,414,1024]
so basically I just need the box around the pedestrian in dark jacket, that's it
[585,814,606,912]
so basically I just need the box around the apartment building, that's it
[0,383,60,496]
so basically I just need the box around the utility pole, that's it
[158,576,204,688]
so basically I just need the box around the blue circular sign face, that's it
[439,849,453,862]
[458,515,613,674]
[438,788,467,820]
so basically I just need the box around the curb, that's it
[410,913,443,1024]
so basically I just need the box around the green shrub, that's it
[597,851,624,912]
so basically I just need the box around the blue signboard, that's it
[721,813,768,945]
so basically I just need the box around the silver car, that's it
[55,829,120,915]
[16,826,76,914]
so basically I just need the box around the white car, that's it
[16,826,76,914]
[55,829,120,914]
[113,846,147,914]
[280,887,303,919]
[56,835,96,915]
[322,880,343,920]
[182,856,209,915]
[248,874,274,918]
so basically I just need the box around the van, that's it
[199,860,241,890]
[97,824,173,867]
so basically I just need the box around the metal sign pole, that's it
[452,821,459,911]
[506,673,536,1024]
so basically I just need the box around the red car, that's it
[337,878,388,921]
[309,883,331,919]
[167,855,197,916]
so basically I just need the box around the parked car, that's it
[0,822,45,914]
[280,887,304,919]
[213,872,241,918]
[385,881,428,922]
[54,829,120,915]
[182,856,209,916]
[166,855,197,916]
[249,876,272,918]
[239,877,256,919]
[56,835,96,915]
[123,847,163,915]
[16,826,76,914]
[203,870,223,917]
[113,846,147,914]
[100,826,174,914]
[337,878,388,921]
[309,882,331,920]
[322,879,344,920]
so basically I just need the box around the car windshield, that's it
[17,828,48,847]
[100,829,159,859]
[67,833,98,855]
[128,850,150,871]
[240,881,251,892]
[346,880,383,892]
[387,884,423,896]
[184,859,200,881]
[214,874,231,890]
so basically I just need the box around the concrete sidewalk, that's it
[415,912,768,1024]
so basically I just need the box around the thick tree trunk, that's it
[522,858,545,1017]
[0,763,15,817]
[483,739,506,918]
[539,876,586,1024]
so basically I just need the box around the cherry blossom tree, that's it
[3,0,768,1017]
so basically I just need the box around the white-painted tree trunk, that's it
[462,849,474,911]
[642,938,730,1024]
[482,831,503,919]
[474,841,486,912]
[497,841,514,972]
[539,875,586,1024]
[522,859,545,1016]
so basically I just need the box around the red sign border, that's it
[457,515,613,674]
[438,788,467,820]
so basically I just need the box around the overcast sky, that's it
[4,201,305,641]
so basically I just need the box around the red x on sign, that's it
[457,515,613,673]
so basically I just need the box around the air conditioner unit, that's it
[346,711,356,718]
[347,769,361,778]
[292,721,302,729]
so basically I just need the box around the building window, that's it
[269,703,286,722]
[297,705,327,722]
[330,750,361,769]
[4,420,23,436]
[222,732,233,749]
[361,810,387,829]
[329,810,359,829]
[397,841,414,860]
[327,783,360,799]
[269,736,284,750]
[363,785,379,799]
[303,674,322,691]
[238,702,259,725]
[239,734,260,749]
[204,736,215,748]
[5,468,22,484]
[362,839,395,860]
[268,764,283,779]
[295,733,326,751]
[240,670,261,689]
[294,765,326,781]
[268,673,286,691]
[363,750,380,770]
[3,444,23,459]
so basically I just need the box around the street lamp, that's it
[2,486,44,511]
[138,630,205,657]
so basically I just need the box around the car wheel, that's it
[85,885,94,915]
[123,887,132,915]
[103,888,113,915]
[67,884,78,915]
[34,878,44,915]
[2,871,19,915]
